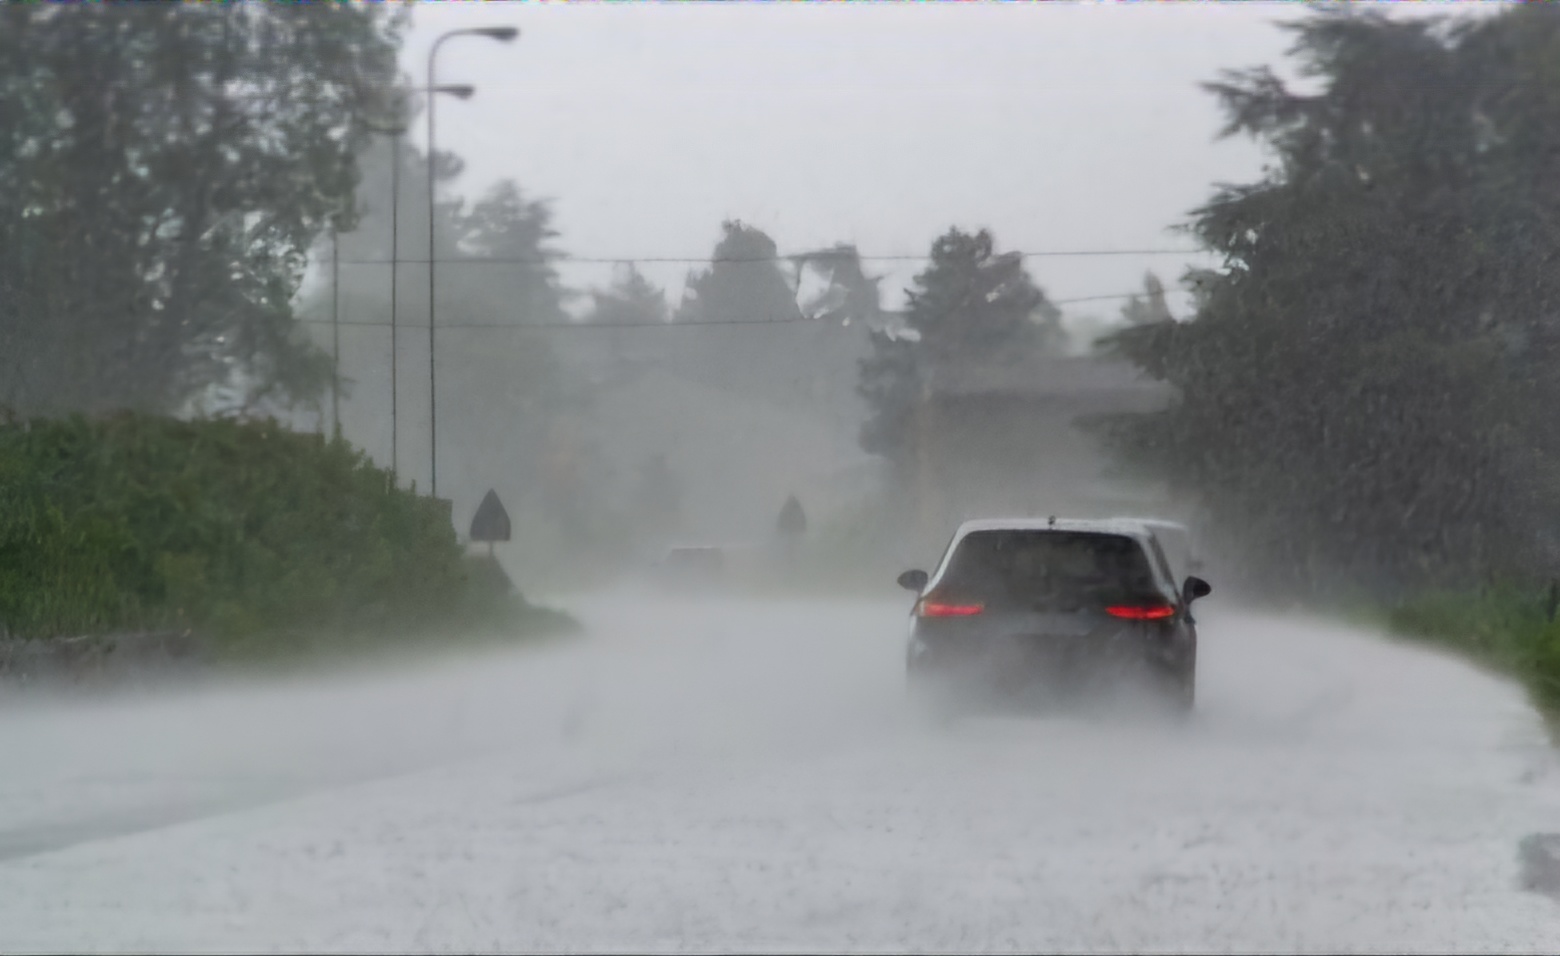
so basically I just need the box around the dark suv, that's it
[897,518,1212,715]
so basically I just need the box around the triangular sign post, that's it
[777,494,806,537]
[469,489,512,552]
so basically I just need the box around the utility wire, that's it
[312,248,1205,327]
[332,247,1208,266]
[297,288,1169,330]
[310,245,1203,328]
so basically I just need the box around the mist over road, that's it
[1,592,1556,952]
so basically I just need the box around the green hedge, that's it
[1386,586,1560,720]
[0,412,523,650]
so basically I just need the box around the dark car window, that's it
[936,531,1168,610]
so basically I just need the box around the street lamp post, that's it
[331,226,341,440]
[386,132,400,474]
[361,83,471,484]
[426,25,518,499]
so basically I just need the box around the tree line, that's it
[10,3,1554,603]
[0,0,1079,576]
[0,4,895,419]
[1101,5,1560,598]
[0,3,403,417]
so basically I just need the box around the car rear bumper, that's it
[907,627,1192,698]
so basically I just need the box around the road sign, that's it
[777,494,807,537]
[469,489,512,543]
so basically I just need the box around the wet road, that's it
[1,592,1556,952]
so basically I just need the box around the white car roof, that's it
[1111,516,1190,534]
[950,516,1157,538]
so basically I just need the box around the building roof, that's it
[925,351,1172,406]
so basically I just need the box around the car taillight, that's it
[916,599,984,618]
[1105,604,1177,620]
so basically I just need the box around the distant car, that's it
[652,545,727,589]
[897,517,1211,717]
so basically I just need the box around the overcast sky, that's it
[392,2,1468,320]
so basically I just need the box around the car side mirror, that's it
[897,569,929,592]
[1182,575,1212,604]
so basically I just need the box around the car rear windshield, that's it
[936,530,1167,610]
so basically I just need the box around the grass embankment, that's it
[1385,586,1560,726]
[0,412,574,668]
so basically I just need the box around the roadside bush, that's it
[0,412,537,652]
[1387,587,1560,719]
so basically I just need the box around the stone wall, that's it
[0,630,206,687]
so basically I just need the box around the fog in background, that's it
[8,5,1560,951]
[301,2,1320,593]
[392,1,1287,311]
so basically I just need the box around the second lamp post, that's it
[426,25,518,499]
[359,82,473,483]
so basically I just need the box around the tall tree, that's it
[448,180,570,327]
[0,3,403,415]
[857,227,1061,466]
[436,179,579,505]
[905,228,1062,366]
[1119,272,1174,327]
[1101,5,1560,596]
[329,130,468,299]
[585,265,669,325]
[292,131,467,417]
[791,243,884,326]
[857,326,922,467]
[675,221,800,324]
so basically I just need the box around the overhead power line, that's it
[332,247,1208,267]
[297,287,1172,330]
[1052,291,1162,307]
